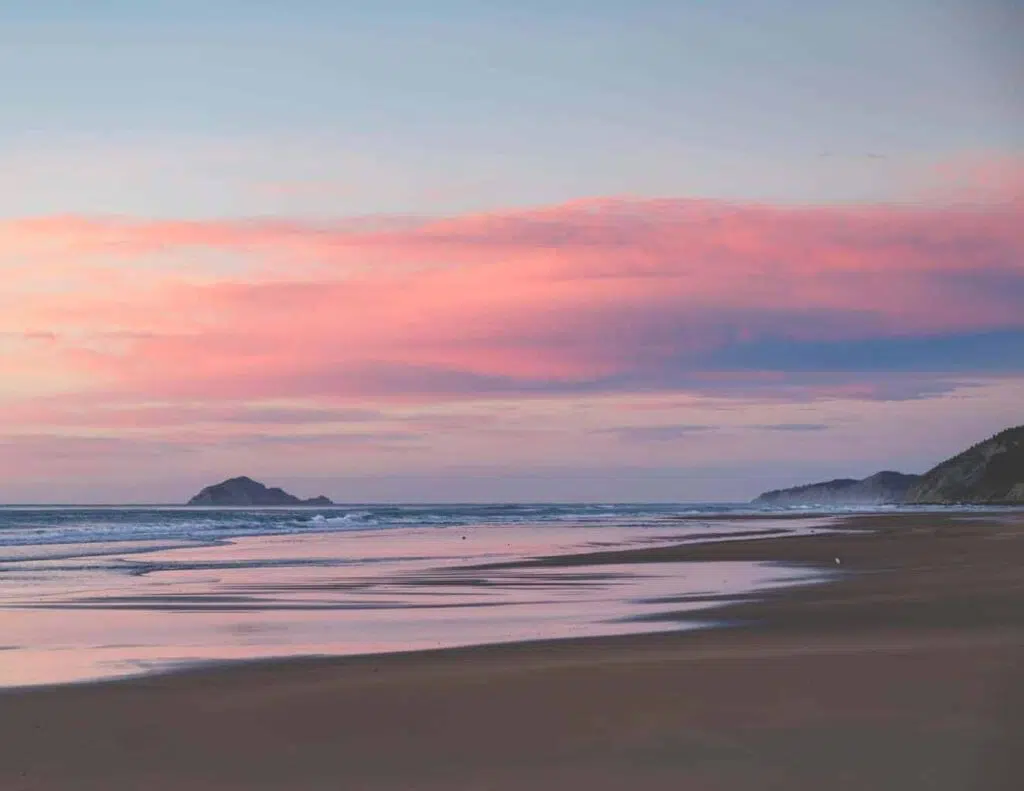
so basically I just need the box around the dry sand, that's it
[1,511,1022,790]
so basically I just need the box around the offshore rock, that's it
[187,476,334,506]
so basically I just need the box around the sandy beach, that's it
[2,511,1022,790]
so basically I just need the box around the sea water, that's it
[0,502,866,687]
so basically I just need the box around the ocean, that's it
[0,502,892,687]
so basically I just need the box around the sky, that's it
[2,0,1022,502]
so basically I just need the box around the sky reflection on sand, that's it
[0,519,830,687]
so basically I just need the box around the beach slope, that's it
[2,512,1022,790]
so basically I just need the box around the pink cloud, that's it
[0,402,383,430]
[3,167,1023,406]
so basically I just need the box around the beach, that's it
[1,511,1021,790]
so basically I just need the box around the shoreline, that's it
[2,511,1022,790]
[0,516,829,690]
[4,510,1011,690]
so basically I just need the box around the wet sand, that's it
[2,512,1022,790]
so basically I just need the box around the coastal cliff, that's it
[187,477,334,506]
[906,426,1024,504]
[753,471,920,506]
[752,424,1024,506]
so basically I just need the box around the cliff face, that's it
[906,426,1024,504]
[753,471,920,507]
[187,477,334,506]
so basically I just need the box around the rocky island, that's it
[187,476,334,506]
[752,425,1024,506]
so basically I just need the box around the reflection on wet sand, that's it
[0,520,830,687]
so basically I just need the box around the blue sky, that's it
[3,1,1019,218]
[0,1,1021,501]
